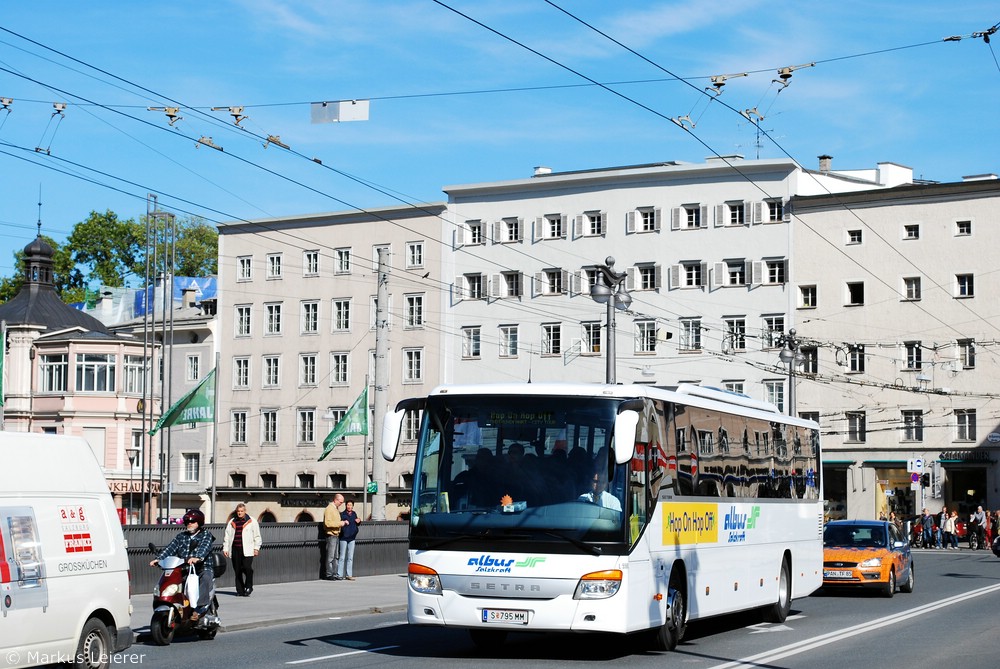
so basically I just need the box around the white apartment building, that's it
[217,205,445,521]
[791,176,1000,522]
[440,156,905,397]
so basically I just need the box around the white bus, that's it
[381,382,823,651]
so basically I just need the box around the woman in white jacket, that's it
[223,503,263,596]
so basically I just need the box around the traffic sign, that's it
[910,473,920,483]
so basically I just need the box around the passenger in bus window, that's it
[580,471,622,511]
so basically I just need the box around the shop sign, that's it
[938,450,992,462]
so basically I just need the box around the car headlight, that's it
[408,563,442,595]
[859,557,882,568]
[574,570,622,600]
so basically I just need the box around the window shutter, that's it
[699,262,709,286]
[743,201,752,225]
[489,274,501,298]
[715,204,725,227]
[453,275,464,302]
[534,271,544,297]
[654,208,662,231]
[654,264,662,290]
[600,212,607,237]
[559,214,568,238]
[560,269,570,294]
[626,267,636,291]
[569,270,581,297]
[574,215,583,239]
[626,211,636,234]
[751,261,764,286]
[752,202,764,225]
[455,225,466,247]
[699,205,709,229]
[534,217,544,241]
[515,218,524,242]
[712,262,725,288]
[492,221,502,243]
[670,207,681,231]
[669,264,680,289]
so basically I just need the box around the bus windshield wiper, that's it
[424,529,495,550]
[544,530,601,556]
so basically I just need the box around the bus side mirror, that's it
[614,409,639,465]
[381,408,405,462]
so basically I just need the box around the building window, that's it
[847,229,863,244]
[848,345,865,373]
[682,262,704,288]
[299,354,317,386]
[404,349,423,382]
[124,355,147,394]
[681,204,703,229]
[799,285,817,308]
[956,273,975,298]
[233,357,250,389]
[903,224,920,240]
[261,410,278,444]
[902,410,924,442]
[330,352,349,385]
[847,411,867,443]
[463,327,481,359]
[765,199,784,222]
[235,305,252,337]
[301,301,319,334]
[304,250,319,276]
[583,322,601,354]
[465,274,484,300]
[765,259,786,285]
[39,353,68,392]
[403,410,420,442]
[903,277,921,301]
[637,264,659,291]
[846,282,865,306]
[182,454,200,482]
[265,302,282,335]
[904,341,922,370]
[762,316,785,348]
[263,356,280,387]
[500,271,522,298]
[540,214,566,239]
[186,354,200,382]
[406,242,423,268]
[956,220,972,236]
[465,220,485,246]
[723,380,744,395]
[627,207,661,233]
[724,318,746,352]
[635,320,656,354]
[261,473,277,488]
[405,294,424,328]
[725,201,746,226]
[298,409,316,444]
[231,410,247,444]
[679,318,702,352]
[335,248,351,274]
[956,409,976,442]
[724,260,746,286]
[499,325,518,358]
[764,380,785,413]
[542,269,565,295]
[326,408,346,442]
[800,346,818,374]
[75,353,116,392]
[580,211,605,236]
[332,299,351,331]
[266,253,282,279]
[237,256,252,281]
[499,217,523,243]
[959,339,976,368]
[297,473,315,489]
[542,323,561,355]
[230,473,246,488]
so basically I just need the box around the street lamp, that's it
[126,446,140,525]
[590,256,632,384]
[776,329,805,416]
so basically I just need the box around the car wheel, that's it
[882,568,896,598]
[900,562,915,593]
[72,618,112,669]
[762,557,792,623]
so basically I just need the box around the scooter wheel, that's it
[150,611,175,646]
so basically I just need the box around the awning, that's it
[861,460,906,467]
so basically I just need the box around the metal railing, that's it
[126,521,408,594]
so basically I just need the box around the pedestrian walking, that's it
[919,507,935,548]
[944,509,958,549]
[336,500,362,580]
[324,493,347,579]
[223,502,262,596]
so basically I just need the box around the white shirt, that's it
[579,490,622,511]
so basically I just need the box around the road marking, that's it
[708,582,1000,669]
[285,645,399,664]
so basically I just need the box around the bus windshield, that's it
[410,394,628,549]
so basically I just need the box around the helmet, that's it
[182,509,205,526]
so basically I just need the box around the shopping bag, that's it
[185,569,200,606]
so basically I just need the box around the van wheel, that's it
[469,629,507,650]
[762,558,791,623]
[72,618,112,669]
[150,611,175,646]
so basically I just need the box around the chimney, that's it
[818,155,832,172]
[181,287,197,308]
[533,166,552,177]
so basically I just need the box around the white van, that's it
[0,432,132,669]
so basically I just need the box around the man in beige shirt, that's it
[324,493,347,579]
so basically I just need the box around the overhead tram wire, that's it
[529,1,1000,350]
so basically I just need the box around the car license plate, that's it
[824,569,853,579]
[482,608,529,625]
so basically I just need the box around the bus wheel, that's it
[469,629,507,650]
[652,572,686,651]
[762,557,791,623]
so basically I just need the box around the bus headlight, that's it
[408,563,442,595]
[574,569,622,599]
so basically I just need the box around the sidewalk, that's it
[131,574,408,634]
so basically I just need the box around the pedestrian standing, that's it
[944,510,958,549]
[936,507,947,549]
[336,500,362,581]
[323,493,347,579]
[919,507,935,549]
[223,502,262,596]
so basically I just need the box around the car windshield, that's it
[824,525,886,548]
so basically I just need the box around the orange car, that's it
[822,520,915,597]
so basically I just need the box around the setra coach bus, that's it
[381,382,823,651]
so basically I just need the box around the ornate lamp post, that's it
[776,329,805,416]
[590,257,632,384]
[126,446,140,524]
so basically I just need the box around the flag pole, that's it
[210,351,220,523]
[0,319,6,431]
[362,374,369,518]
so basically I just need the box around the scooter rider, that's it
[149,509,216,620]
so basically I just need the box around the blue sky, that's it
[0,1,996,281]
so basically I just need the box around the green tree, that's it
[68,210,143,287]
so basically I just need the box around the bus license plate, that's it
[824,570,853,579]
[482,608,529,625]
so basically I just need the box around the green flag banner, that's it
[318,387,368,461]
[149,367,216,436]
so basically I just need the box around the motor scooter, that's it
[992,533,1000,558]
[148,542,224,645]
